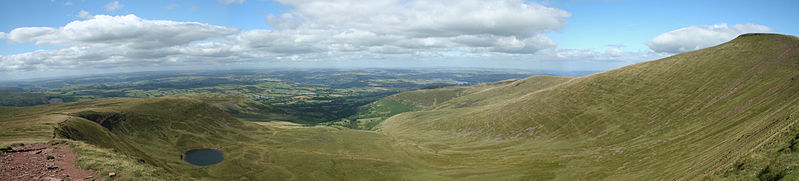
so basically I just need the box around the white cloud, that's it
[105,1,123,11]
[489,35,558,54]
[266,0,569,54]
[233,30,325,54]
[77,10,92,19]
[647,23,775,53]
[0,32,6,39]
[7,14,238,49]
[1,1,586,78]
[0,14,244,78]
[270,0,569,37]
[64,1,73,6]
[7,27,55,43]
[220,0,245,4]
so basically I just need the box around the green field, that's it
[2,33,799,180]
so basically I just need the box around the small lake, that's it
[184,149,224,166]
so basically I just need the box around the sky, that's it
[0,0,797,81]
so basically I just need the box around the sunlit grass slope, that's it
[380,33,799,180]
[341,76,571,130]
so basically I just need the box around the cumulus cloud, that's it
[270,0,569,37]
[0,32,6,39]
[77,10,92,19]
[1,15,240,76]
[1,0,587,79]
[233,30,326,55]
[647,23,775,53]
[7,14,238,49]
[488,35,558,54]
[267,0,569,54]
[105,1,123,11]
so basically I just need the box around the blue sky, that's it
[545,0,799,51]
[0,0,796,80]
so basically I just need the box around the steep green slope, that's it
[326,81,505,129]
[431,75,573,110]
[380,33,799,180]
[336,77,571,130]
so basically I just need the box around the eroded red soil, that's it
[1,142,100,181]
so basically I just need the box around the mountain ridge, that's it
[379,33,799,179]
[2,33,799,180]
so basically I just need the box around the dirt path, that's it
[1,142,100,181]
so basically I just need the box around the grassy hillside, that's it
[431,75,573,110]
[2,97,443,180]
[380,33,799,180]
[3,33,799,180]
[331,76,571,130]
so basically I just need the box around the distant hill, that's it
[173,93,296,122]
[0,92,78,106]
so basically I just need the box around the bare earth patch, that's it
[1,142,99,181]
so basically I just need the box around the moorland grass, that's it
[380,33,799,180]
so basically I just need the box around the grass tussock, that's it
[67,139,178,180]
